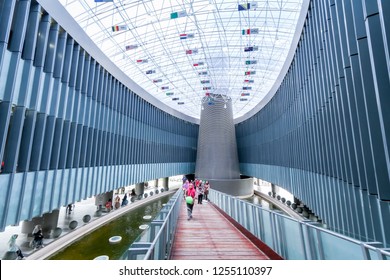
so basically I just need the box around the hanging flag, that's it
[241,93,250,96]
[95,0,113,2]
[179,33,195,39]
[205,92,210,96]
[203,86,211,90]
[146,70,155,74]
[238,3,250,11]
[198,71,208,75]
[245,71,256,75]
[125,45,138,51]
[244,46,258,52]
[244,79,254,83]
[112,25,127,32]
[136,59,148,63]
[242,28,259,35]
[243,86,252,90]
[186,49,198,54]
[245,60,257,65]
[166,92,174,96]
[153,79,162,83]
[178,102,185,105]
[170,10,187,19]
[201,80,210,84]
[172,97,180,101]
[238,2,257,11]
[161,86,169,90]
[193,62,204,66]
[240,98,248,101]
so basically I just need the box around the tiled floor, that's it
[170,200,270,260]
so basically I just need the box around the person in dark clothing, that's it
[32,225,44,249]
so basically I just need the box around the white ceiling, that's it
[57,0,304,120]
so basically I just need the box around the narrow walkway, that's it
[170,199,271,260]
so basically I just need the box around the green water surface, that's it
[49,194,172,260]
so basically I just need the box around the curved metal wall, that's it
[236,0,390,247]
[0,0,198,231]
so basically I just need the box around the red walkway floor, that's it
[170,199,271,260]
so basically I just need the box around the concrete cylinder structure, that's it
[135,182,145,195]
[162,177,169,190]
[95,191,114,209]
[195,94,252,197]
[195,95,240,179]
[21,209,60,237]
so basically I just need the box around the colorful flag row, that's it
[146,70,155,74]
[136,59,148,63]
[166,92,174,96]
[198,71,208,75]
[242,28,259,35]
[241,93,250,96]
[178,102,185,105]
[244,79,254,83]
[161,86,169,90]
[245,70,256,75]
[203,86,211,90]
[243,86,252,90]
[201,80,210,84]
[240,98,248,101]
[153,79,162,83]
[95,0,113,2]
[172,97,180,101]
[193,62,204,66]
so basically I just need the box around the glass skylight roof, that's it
[57,0,304,120]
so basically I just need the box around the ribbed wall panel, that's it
[0,1,198,231]
[236,0,390,247]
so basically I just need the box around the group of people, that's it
[105,189,136,211]
[7,224,45,260]
[182,178,210,221]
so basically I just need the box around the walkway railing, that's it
[209,189,390,260]
[124,188,183,260]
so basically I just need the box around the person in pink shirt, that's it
[185,184,196,220]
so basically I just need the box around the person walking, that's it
[197,181,204,204]
[185,183,196,221]
[204,181,210,201]
[32,225,44,249]
[8,234,25,259]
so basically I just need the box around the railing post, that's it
[127,242,152,260]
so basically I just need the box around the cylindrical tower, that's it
[195,94,240,179]
[195,94,252,197]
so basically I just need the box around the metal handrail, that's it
[126,188,183,260]
[209,189,390,260]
